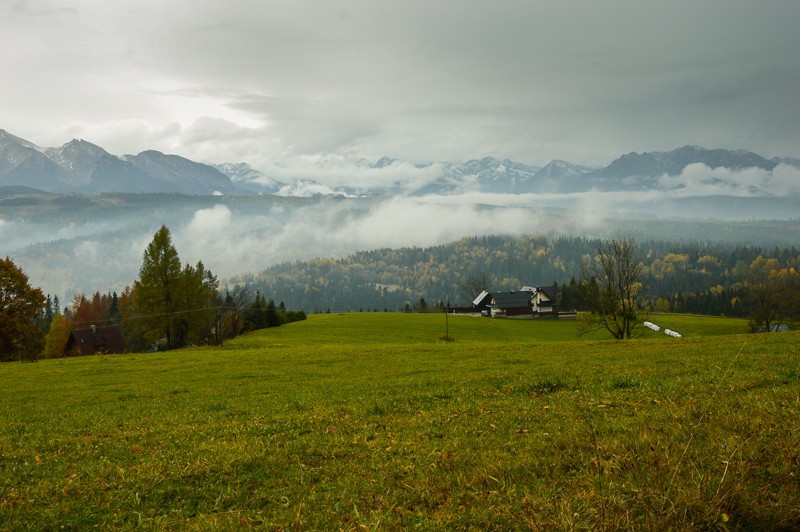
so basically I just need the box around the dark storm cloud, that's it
[2,0,799,170]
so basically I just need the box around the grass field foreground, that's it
[1,313,798,529]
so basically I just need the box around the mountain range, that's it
[0,128,796,197]
[0,129,240,195]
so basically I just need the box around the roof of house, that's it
[473,290,492,307]
[65,326,126,356]
[492,291,534,309]
[535,286,556,301]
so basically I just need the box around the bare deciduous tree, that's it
[459,271,491,305]
[578,237,644,339]
[222,285,253,340]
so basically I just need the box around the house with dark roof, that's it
[530,286,556,314]
[475,286,558,318]
[491,290,536,318]
[64,325,126,356]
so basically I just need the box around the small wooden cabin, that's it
[64,325,126,356]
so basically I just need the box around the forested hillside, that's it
[230,235,799,315]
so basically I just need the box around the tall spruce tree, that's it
[177,261,218,346]
[133,226,185,349]
[266,298,280,327]
[133,227,219,350]
[245,291,268,331]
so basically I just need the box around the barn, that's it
[64,325,127,356]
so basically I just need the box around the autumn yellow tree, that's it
[746,256,800,331]
[43,313,71,357]
[0,257,46,361]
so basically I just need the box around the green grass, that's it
[1,313,797,529]
[641,313,750,337]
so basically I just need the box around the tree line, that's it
[573,237,800,338]
[1,226,305,361]
[231,235,799,319]
[3,232,798,360]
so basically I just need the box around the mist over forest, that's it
[2,186,798,303]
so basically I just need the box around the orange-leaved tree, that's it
[0,256,46,361]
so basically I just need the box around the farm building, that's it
[472,290,493,313]
[64,325,126,356]
[476,286,558,318]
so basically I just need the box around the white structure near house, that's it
[473,290,491,308]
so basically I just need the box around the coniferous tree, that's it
[119,286,149,353]
[245,291,268,331]
[109,292,120,325]
[133,226,186,349]
[175,261,218,346]
[266,299,280,327]
[40,294,54,333]
[130,229,220,350]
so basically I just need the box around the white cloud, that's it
[333,197,496,249]
[766,164,800,196]
[165,194,617,283]
[657,163,800,197]
[261,158,444,193]
[186,204,233,234]
[176,204,277,275]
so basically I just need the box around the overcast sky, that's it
[3,0,799,171]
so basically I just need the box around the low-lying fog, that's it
[3,185,799,301]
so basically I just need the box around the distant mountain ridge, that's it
[214,146,795,197]
[210,162,284,194]
[585,145,776,179]
[0,129,240,195]
[1,128,796,197]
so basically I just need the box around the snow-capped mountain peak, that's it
[369,156,397,169]
[1,127,797,198]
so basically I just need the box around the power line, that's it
[62,304,292,330]
[63,305,229,329]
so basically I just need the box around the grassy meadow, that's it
[1,313,799,529]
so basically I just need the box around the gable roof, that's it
[64,326,126,356]
[492,291,533,309]
[534,286,556,301]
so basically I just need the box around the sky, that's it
[3,0,800,176]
